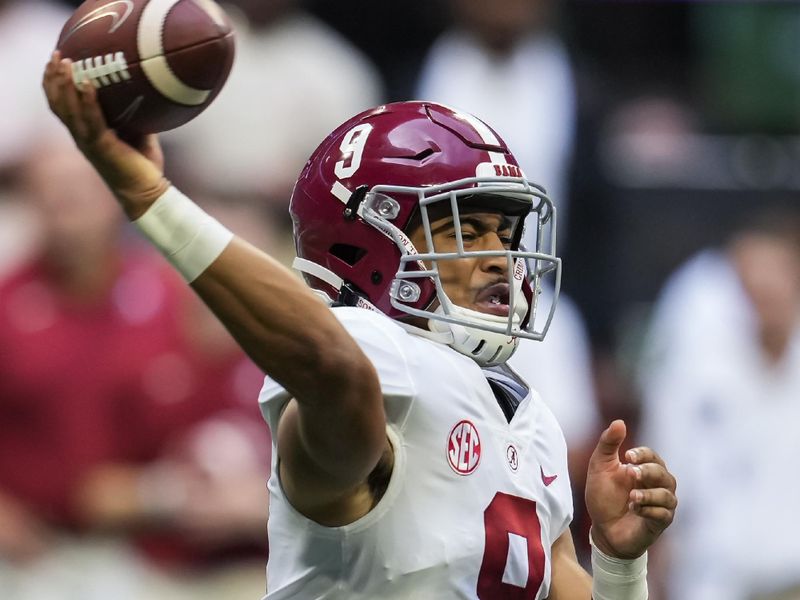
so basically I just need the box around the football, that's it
[56,0,235,135]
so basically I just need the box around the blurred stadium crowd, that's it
[0,0,798,599]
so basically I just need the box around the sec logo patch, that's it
[447,420,481,475]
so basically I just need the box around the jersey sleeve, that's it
[259,306,418,435]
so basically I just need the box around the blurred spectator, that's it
[0,0,67,178]
[0,0,70,276]
[0,139,270,600]
[637,209,800,600]
[415,0,575,250]
[0,194,38,280]
[165,0,383,211]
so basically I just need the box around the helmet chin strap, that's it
[424,256,530,367]
[427,288,529,367]
[428,312,519,367]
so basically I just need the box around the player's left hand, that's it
[584,419,677,559]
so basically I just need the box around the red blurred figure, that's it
[0,139,269,599]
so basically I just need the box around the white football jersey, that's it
[259,307,573,599]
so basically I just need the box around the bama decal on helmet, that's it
[476,162,525,179]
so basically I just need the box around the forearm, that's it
[196,238,387,482]
[548,563,592,600]
[191,235,371,402]
[549,530,592,600]
[129,186,371,409]
[132,185,385,498]
[187,204,387,497]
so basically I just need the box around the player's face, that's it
[408,210,517,316]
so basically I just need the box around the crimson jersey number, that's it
[477,492,545,599]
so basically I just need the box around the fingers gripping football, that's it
[43,52,169,217]
[44,54,108,148]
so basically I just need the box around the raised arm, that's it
[42,53,388,520]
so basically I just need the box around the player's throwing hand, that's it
[42,51,168,218]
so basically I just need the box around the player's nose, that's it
[479,232,510,274]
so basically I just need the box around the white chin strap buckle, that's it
[428,305,521,367]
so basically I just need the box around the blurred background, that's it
[1,0,798,599]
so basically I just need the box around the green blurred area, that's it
[694,3,800,133]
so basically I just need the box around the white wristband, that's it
[133,186,233,282]
[590,534,648,600]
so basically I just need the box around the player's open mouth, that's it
[474,283,511,316]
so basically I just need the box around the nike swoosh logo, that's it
[541,466,558,487]
[113,95,144,127]
[60,0,135,44]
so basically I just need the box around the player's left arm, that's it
[549,420,678,599]
[547,530,592,599]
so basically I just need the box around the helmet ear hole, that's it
[329,243,367,266]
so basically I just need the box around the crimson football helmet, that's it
[289,101,560,366]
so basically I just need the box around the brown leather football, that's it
[57,0,235,135]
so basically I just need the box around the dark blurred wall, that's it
[305,0,448,101]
